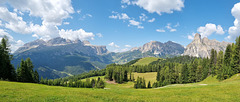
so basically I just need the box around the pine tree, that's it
[147,81,151,88]
[0,37,16,81]
[231,36,240,74]
[216,51,224,80]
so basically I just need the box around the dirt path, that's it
[105,80,117,84]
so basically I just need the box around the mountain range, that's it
[12,34,231,79]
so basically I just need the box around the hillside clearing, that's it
[133,57,159,66]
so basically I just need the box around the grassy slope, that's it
[133,72,157,85]
[1,73,240,101]
[133,57,159,66]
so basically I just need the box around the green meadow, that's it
[1,73,240,102]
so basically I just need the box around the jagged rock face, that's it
[14,39,46,54]
[183,33,231,58]
[131,41,185,56]
[14,37,108,55]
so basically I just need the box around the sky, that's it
[0,0,240,53]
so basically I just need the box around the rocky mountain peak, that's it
[131,40,184,56]
[183,33,231,58]
[194,33,201,42]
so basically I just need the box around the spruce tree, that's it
[147,81,151,88]
[0,37,16,81]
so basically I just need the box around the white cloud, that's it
[63,22,70,25]
[148,18,155,23]
[32,34,39,38]
[129,20,144,29]
[0,29,24,53]
[0,7,32,34]
[0,0,81,41]
[122,0,184,15]
[187,33,196,40]
[156,29,165,32]
[197,23,225,38]
[121,5,127,9]
[188,35,194,40]
[109,12,130,20]
[139,13,148,21]
[174,22,180,27]
[121,0,131,5]
[5,0,74,25]
[125,45,131,47]
[96,33,103,38]
[109,11,145,29]
[166,23,177,32]
[227,3,240,41]
[77,10,81,14]
[108,42,120,48]
[59,29,95,41]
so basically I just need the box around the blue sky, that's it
[0,0,240,52]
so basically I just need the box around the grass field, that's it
[1,73,240,102]
[133,72,157,85]
[133,57,159,66]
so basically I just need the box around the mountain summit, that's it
[183,33,231,58]
[131,41,184,55]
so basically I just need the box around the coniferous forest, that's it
[104,36,240,88]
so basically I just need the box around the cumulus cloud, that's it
[227,3,240,41]
[59,29,95,41]
[0,0,76,40]
[0,7,32,34]
[108,42,120,48]
[5,0,74,25]
[0,29,24,53]
[122,0,184,15]
[148,18,155,23]
[197,23,225,38]
[156,29,165,32]
[0,0,99,43]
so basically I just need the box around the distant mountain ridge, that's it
[131,41,185,55]
[15,37,109,55]
[183,33,231,58]
[12,38,184,79]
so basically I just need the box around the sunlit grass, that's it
[0,73,240,101]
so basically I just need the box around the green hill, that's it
[133,57,160,66]
[1,73,240,101]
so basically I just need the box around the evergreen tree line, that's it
[40,77,105,88]
[0,36,39,83]
[215,36,240,80]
